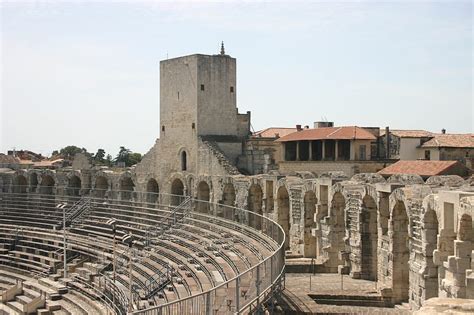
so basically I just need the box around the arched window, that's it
[181,151,187,171]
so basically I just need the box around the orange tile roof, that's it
[253,127,297,138]
[276,126,376,142]
[421,134,474,148]
[0,154,20,164]
[380,129,433,138]
[378,160,464,177]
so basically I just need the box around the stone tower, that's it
[141,50,249,186]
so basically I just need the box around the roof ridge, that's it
[326,127,341,138]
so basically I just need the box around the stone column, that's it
[296,141,300,161]
[308,141,313,161]
[335,140,339,161]
[322,141,326,160]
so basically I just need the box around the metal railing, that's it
[0,186,286,315]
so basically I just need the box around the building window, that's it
[181,151,187,171]
[230,86,234,93]
[192,122,195,129]
[200,84,205,91]
[359,145,366,160]
[177,92,180,100]
[425,150,431,160]
[162,126,165,132]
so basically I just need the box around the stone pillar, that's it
[322,141,326,160]
[296,141,300,161]
[308,141,313,161]
[335,140,339,161]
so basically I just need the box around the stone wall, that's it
[278,160,390,176]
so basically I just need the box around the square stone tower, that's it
[156,49,250,180]
[160,53,239,138]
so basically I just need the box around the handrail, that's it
[68,274,124,315]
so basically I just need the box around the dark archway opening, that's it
[361,195,378,280]
[13,175,27,194]
[171,179,185,206]
[146,179,159,203]
[391,201,410,303]
[248,184,263,230]
[67,176,81,197]
[196,181,210,213]
[277,186,290,249]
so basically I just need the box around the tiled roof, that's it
[380,129,433,138]
[378,160,465,177]
[421,134,474,148]
[0,154,20,164]
[276,126,376,142]
[253,127,297,138]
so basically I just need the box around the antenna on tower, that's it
[220,41,225,55]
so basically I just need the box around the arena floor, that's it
[281,273,411,314]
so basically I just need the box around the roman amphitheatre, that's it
[0,50,473,314]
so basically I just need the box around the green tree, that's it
[94,149,106,163]
[128,152,142,166]
[105,154,113,166]
[59,146,87,160]
[114,147,142,167]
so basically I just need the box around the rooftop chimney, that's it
[304,125,309,129]
[441,128,446,134]
[296,125,302,131]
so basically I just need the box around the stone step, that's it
[16,294,33,305]
[0,303,21,315]
[23,287,40,299]
[37,308,50,315]
[7,300,23,313]
[395,302,411,310]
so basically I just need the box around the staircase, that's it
[1,281,47,314]
[145,197,193,244]
[201,139,240,175]
[143,266,172,300]
[56,197,91,229]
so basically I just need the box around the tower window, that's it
[177,92,180,100]
[192,122,195,129]
[200,84,205,91]
[230,86,234,93]
[162,126,165,132]
[181,151,187,171]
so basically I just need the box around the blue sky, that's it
[1,1,472,157]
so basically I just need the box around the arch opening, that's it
[146,179,159,203]
[248,184,263,231]
[67,175,81,197]
[303,191,317,257]
[220,183,236,219]
[171,178,185,206]
[39,175,55,195]
[13,175,27,194]
[325,192,346,265]
[95,176,108,198]
[422,208,439,300]
[277,186,290,249]
[391,200,410,303]
[29,173,38,193]
[361,195,378,281]
[181,151,187,171]
[120,177,135,200]
[196,181,210,214]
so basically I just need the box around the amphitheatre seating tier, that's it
[0,192,284,314]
